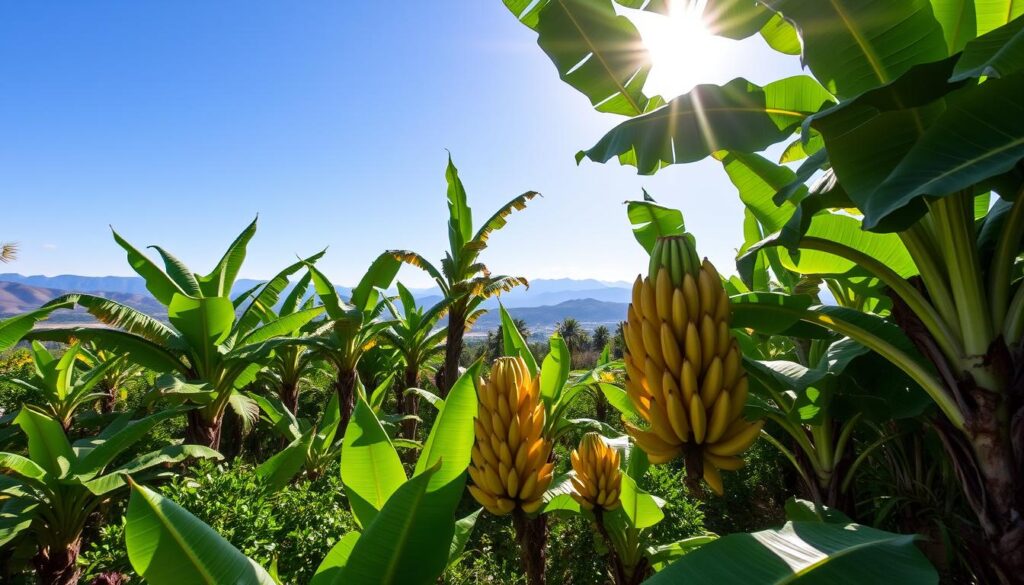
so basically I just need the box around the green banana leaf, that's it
[580,76,834,174]
[336,463,459,585]
[761,0,948,99]
[125,480,276,585]
[539,335,571,407]
[500,305,538,375]
[341,397,406,528]
[647,520,937,583]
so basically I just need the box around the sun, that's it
[629,1,726,99]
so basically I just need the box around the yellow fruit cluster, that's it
[570,433,622,511]
[622,236,763,495]
[469,356,554,515]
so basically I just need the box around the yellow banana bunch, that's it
[569,433,622,511]
[622,235,763,495]
[468,356,555,515]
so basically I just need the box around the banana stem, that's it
[929,193,993,357]
[765,413,818,461]
[899,221,961,340]
[800,309,965,429]
[512,510,547,585]
[812,422,834,479]
[800,237,963,363]
[989,188,1024,327]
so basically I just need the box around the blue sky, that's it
[0,1,803,288]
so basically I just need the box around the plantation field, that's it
[2,1,1024,584]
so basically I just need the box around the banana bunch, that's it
[622,235,763,495]
[469,356,554,515]
[569,432,622,511]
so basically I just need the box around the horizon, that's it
[0,270,636,291]
[1,2,802,288]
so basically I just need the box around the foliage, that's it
[0,406,218,582]
[510,1,1024,580]
[28,220,324,448]
[82,459,354,584]
[388,156,537,395]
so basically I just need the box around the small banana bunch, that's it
[469,356,554,515]
[622,235,763,495]
[569,433,622,511]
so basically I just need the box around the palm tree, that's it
[379,282,447,439]
[591,325,610,352]
[389,155,537,396]
[555,318,590,355]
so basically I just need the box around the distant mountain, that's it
[0,281,165,320]
[0,273,270,298]
[0,274,631,333]
[470,298,627,337]
[0,274,632,309]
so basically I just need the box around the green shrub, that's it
[82,458,354,584]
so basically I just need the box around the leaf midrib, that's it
[558,0,644,116]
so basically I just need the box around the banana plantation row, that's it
[3,1,1024,584]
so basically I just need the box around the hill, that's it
[0,281,165,320]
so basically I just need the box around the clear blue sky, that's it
[0,1,802,288]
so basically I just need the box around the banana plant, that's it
[0,406,219,585]
[511,2,1024,579]
[78,342,144,414]
[252,269,330,416]
[300,255,400,435]
[388,155,537,396]
[119,365,483,585]
[379,282,448,439]
[29,220,324,449]
[0,342,126,431]
[543,433,703,585]
[248,390,343,484]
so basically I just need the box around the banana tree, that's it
[30,220,324,449]
[251,268,330,416]
[78,342,144,414]
[1,342,126,431]
[510,1,1024,578]
[248,390,343,483]
[301,255,400,435]
[388,155,537,396]
[379,282,447,439]
[543,433,700,585]
[0,406,219,585]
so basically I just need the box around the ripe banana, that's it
[570,432,623,511]
[468,356,554,516]
[621,234,762,496]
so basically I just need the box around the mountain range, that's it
[0,274,631,332]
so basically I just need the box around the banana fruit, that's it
[622,235,763,496]
[569,432,622,511]
[469,356,554,515]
